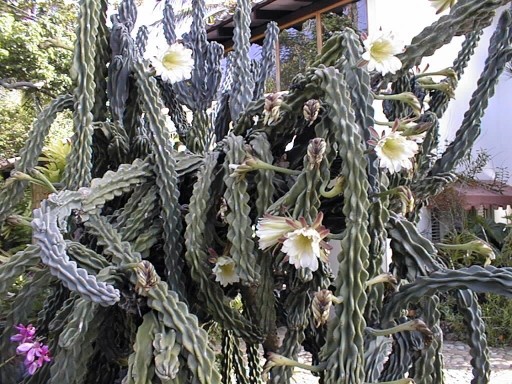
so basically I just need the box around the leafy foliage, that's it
[0,0,75,159]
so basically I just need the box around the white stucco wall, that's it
[367,0,512,182]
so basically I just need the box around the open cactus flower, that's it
[362,30,404,75]
[256,213,331,272]
[430,0,457,14]
[369,125,419,174]
[212,256,240,286]
[144,42,194,83]
[2,0,512,382]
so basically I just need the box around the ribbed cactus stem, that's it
[253,22,278,100]
[64,0,100,189]
[316,67,370,384]
[0,95,72,223]
[429,30,484,117]
[133,60,185,298]
[396,0,506,72]
[163,0,176,45]
[230,0,255,120]
[184,153,262,341]
[223,134,260,284]
[432,8,512,175]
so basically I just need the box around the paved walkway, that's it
[289,340,512,383]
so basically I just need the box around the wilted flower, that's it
[417,77,455,99]
[436,239,496,266]
[145,43,194,84]
[212,256,240,287]
[256,213,331,272]
[16,341,51,375]
[430,0,457,14]
[395,185,415,215]
[371,128,419,174]
[307,138,326,169]
[263,93,283,125]
[303,99,320,126]
[10,324,36,343]
[263,352,323,376]
[362,31,403,75]
[228,154,258,180]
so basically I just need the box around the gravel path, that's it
[287,340,512,384]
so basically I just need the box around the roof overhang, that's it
[206,0,360,51]
[453,182,512,209]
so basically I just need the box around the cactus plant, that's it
[1,0,512,383]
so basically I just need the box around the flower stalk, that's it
[373,92,422,117]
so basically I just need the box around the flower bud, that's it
[303,99,320,126]
[134,260,159,296]
[312,289,333,327]
[307,138,326,169]
[263,93,282,125]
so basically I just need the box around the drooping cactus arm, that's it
[184,153,262,341]
[147,283,223,384]
[383,266,512,322]
[0,95,73,223]
[431,7,512,176]
[395,0,510,73]
[133,60,186,298]
[387,212,444,280]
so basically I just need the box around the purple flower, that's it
[10,324,36,343]
[16,341,51,375]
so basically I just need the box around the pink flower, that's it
[16,341,51,375]
[10,324,36,343]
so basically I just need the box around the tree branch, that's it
[0,79,56,98]
[39,38,74,52]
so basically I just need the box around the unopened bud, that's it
[134,260,159,296]
[312,289,333,327]
[303,99,320,126]
[263,93,282,125]
[307,138,326,169]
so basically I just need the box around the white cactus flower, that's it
[256,215,297,250]
[145,43,194,84]
[374,130,419,174]
[212,256,240,287]
[429,0,457,14]
[281,227,323,271]
[256,213,330,272]
[362,31,403,75]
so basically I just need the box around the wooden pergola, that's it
[206,0,361,51]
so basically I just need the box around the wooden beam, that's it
[219,0,359,51]
[315,12,322,54]
[218,27,235,37]
[275,38,281,92]
[253,9,290,20]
